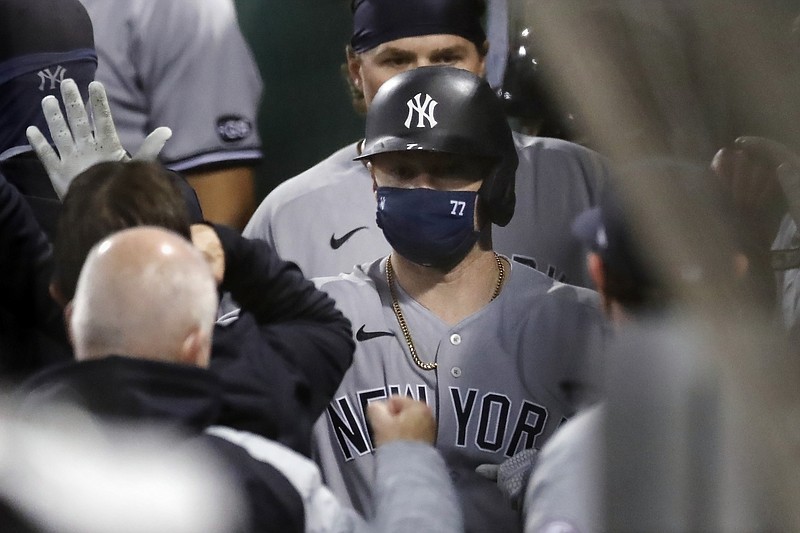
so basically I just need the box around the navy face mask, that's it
[376,186,480,268]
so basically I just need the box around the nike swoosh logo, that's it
[330,226,368,250]
[356,325,394,342]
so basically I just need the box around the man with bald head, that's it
[68,226,218,367]
[26,226,306,532]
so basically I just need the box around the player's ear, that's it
[63,300,78,354]
[476,40,489,78]
[49,281,68,309]
[587,252,614,316]
[367,161,379,194]
[346,45,362,90]
[587,252,605,294]
[345,45,367,115]
[179,326,211,368]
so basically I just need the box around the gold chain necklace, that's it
[386,253,505,371]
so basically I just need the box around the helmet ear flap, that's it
[479,146,518,227]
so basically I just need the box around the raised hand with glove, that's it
[25,78,171,199]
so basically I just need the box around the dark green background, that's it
[234,1,364,202]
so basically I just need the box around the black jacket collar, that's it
[22,356,223,431]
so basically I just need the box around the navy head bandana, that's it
[0,50,97,160]
[351,0,486,54]
[0,0,96,160]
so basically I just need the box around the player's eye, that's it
[391,165,418,180]
[382,55,412,67]
[432,51,464,65]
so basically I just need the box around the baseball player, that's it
[78,0,263,229]
[243,0,608,288]
[312,66,607,533]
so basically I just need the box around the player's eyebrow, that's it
[428,44,470,60]
[371,47,415,60]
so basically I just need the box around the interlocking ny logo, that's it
[404,93,438,128]
[37,66,66,91]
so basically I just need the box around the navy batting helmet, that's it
[356,66,518,226]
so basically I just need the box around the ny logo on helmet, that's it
[404,93,438,129]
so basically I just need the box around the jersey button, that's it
[450,366,462,378]
[449,333,462,345]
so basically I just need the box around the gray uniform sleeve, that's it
[368,441,464,533]
[523,406,604,533]
[134,0,262,170]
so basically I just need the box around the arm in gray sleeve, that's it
[365,441,463,533]
[524,406,603,533]
[327,441,464,533]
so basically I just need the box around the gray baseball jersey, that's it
[523,404,604,533]
[79,0,263,171]
[312,256,607,533]
[244,133,608,287]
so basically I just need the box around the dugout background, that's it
[234,0,364,203]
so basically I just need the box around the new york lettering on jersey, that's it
[326,384,557,461]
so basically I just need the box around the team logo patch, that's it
[216,115,253,143]
[404,93,438,129]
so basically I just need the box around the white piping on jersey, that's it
[166,148,263,172]
[0,145,34,161]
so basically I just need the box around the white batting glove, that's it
[26,79,172,199]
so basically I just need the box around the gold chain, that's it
[386,253,505,371]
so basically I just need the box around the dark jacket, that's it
[22,355,306,533]
[210,223,354,456]
[0,170,70,379]
[0,154,61,240]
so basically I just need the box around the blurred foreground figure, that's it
[513,1,800,530]
[0,403,246,533]
[525,163,788,532]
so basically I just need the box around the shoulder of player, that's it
[312,259,380,299]
[146,0,235,21]
[254,142,366,215]
[526,405,604,511]
[542,403,604,457]
[507,262,602,311]
[132,0,238,45]
[513,132,607,167]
